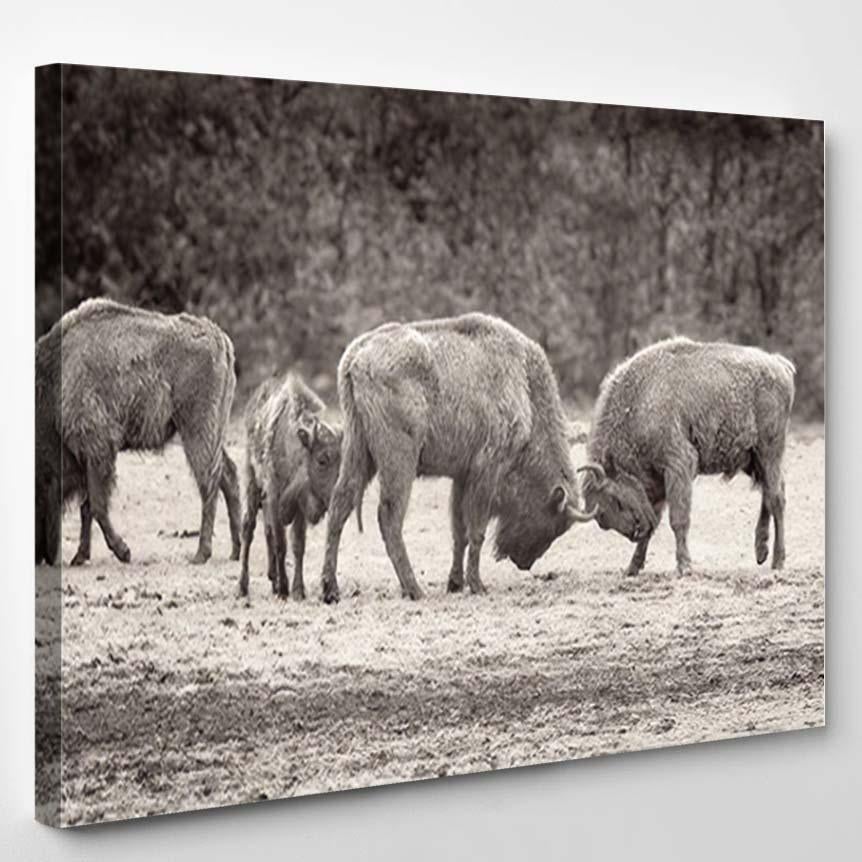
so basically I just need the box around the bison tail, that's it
[773,353,797,412]
[197,328,238,496]
[775,354,797,380]
[336,363,376,534]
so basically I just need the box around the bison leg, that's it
[264,522,278,591]
[755,455,786,570]
[273,522,289,598]
[624,535,651,577]
[262,497,289,598]
[220,449,242,562]
[377,456,424,601]
[755,499,771,565]
[35,505,47,565]
[446,480,467,593]
[86,461,130,563]
[69,498,92,567]
[768,474,786,570]
[190,494,218,564]
[37,474,62,566]
[462,469,495,595]
[238,468,261,597]
[182,432,223,565]
[465,536,487,595]
[665,463,695,577]
[462,489,491,596]
[320,494,349,603]
[290,514,307,600]
[320,461,368,605]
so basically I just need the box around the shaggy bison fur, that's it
[318,313,596,603]
[35,299,242,566]
[237,372,342,599]
[579,337,796,577]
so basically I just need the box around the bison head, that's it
[496,483,597,571]
[297,416,343,524]
[578,463,657,543]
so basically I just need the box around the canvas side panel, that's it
[34,63,63,828]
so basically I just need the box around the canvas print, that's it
[34,64,825,826]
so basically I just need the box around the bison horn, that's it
[552,485,598,522]
[567,502,598,522]
[577,463,607,488]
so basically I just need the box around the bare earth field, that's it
[36,424,825,826]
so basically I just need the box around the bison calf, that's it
[579,337,795,577]
[35,299,242,567]
[238,373,342,599]
[318,313,596,603]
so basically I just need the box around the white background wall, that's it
[1,2,857,859]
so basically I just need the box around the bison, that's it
[237,372,342,599]
[35,299,242,566]
[578,337,796,577]
[317,313,597,603]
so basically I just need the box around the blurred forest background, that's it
[36,66,824,417]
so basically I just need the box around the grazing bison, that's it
[238,373,342,599]
[318,313,597,603]
[35,299,242,566]
[579,337,796,577]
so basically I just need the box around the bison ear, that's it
[550,485,567,514]
[297,417,318,452]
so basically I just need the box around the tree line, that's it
[36,66,824,417]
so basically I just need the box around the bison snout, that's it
[305,494,327,525]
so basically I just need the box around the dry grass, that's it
[36,426,825,825]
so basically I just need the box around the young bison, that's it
[238,373,342,599]
[579,337,796,577]
[35,299,242,567]
[318,313,597,603]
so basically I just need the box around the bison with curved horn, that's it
[35,299,242,567]
[579,337,796,578]
[318,313,596,603]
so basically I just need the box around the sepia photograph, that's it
[34,64,824,826]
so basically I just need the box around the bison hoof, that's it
[623,566,641,578]
[323,587,340,605]
[190,550,211,565]
[446,578,464,594]
[113,544,131,564]
[677,563,692,577]
[771,554,785,571]
[237,581,249,598]
[292,587,306,601]
[230,546,241,562]
[69,551,89,567]
[755,543,769,565]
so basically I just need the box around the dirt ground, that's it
[35,423,825,826]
